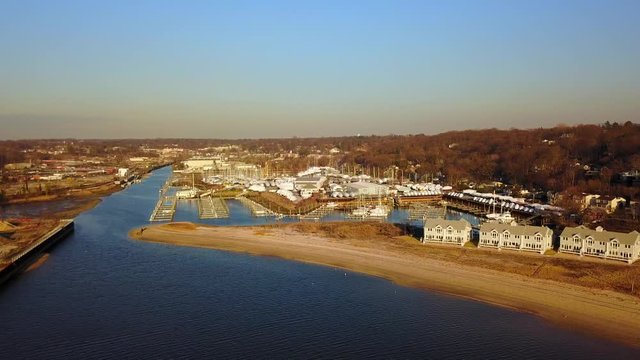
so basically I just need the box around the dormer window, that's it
[586,236,593,246]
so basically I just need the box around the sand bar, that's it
[130,222,640,348]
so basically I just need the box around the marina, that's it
[1,167,638,359]
[3,1,640,357]
[146,171,485,227]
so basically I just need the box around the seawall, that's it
[0,220,74,286]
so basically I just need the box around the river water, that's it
[0,167,638,359]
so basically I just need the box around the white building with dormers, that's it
[559,226,640,264]
[479,222,553,254]
[423,219,472,247]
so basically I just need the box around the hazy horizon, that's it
[0,121,626,142]
[1,0,639,139]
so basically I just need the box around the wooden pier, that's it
[237,196,277,217]
[149,196,177,222]
[333,197,394,210]
[396,194,442,207]
[443,197,544,225]
[407,204,445,221]
[299,204,334,221]
[198,196,230,219]
[344,213,386,222]
[158,175,173,196]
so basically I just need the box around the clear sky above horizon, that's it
[1,0,639,139]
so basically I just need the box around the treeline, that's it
[241,122,640,198]
[336,122,640,193]
[2,122,639,198]
[244,122,640,199]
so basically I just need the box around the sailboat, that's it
[368,193,390,218]
[176,173,198,199]
[486,198,515,223]
[368,205,389,218]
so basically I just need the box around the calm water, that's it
[0,167,638,359]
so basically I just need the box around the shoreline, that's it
[130,222,640,348]
[0,163,171,216]
[0,167,167,279]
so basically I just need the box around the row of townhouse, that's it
[478,223,554,254]
[423,218,640,264]
[559,226,640,264]
[423,219,553,255]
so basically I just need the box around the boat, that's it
[176,173,199,199]
[368,205,390,218]
[486,211,515,223]
[351,207,369,217]
[176,188,197,199]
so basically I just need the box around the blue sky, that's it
[1,0,638,139]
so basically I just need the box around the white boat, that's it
[351,207,369,217]
[368,205,390,218]
[486,211,515,223]
[176,188,197,199]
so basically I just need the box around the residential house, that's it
[423,219,472,247]
[479,222,553,254]
[559,226,640,264]
[583,194,627,214]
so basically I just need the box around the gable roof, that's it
[424,218,471,231]
[560,226,640,246]
[479,222,552,237]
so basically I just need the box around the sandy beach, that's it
[130,222,640,348]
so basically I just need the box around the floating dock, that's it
[299,204,333,221]
[237,196,277,217]
[149,196,177,222]
[407,205,445,221]
[198,196,230,219]
[344,213,386,222]
[158,175,173,196]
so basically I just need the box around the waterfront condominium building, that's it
[559,226,640,264]
[479,222,553,254]
[423,218,472,247]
